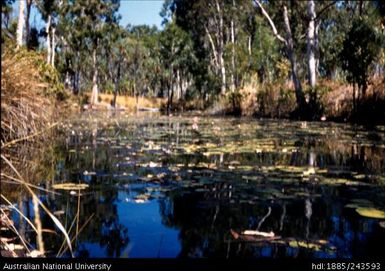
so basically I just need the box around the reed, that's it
[1,44,73,257]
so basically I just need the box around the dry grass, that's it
[1,46,55,146]
[84,93,166,111]
[206,77,384,122]
[1,44,72,257]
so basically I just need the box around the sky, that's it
[12,0,164,29]
[119,0,164,29]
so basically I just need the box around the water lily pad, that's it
[355,208,385,219]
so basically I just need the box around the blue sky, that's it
[119,0,164,29]
[12,0,164,29]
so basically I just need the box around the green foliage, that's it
[4,0,385,120]
[339,19,380,94]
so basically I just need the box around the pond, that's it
[6,112,385,258]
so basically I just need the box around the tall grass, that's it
[1,44,73,257]
[1,46,57,145]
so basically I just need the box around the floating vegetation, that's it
[52,183,89,190]
[355,208,385,219]
[3,113,385,258]
[288,241,321,251]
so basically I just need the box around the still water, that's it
[8,112,385,258]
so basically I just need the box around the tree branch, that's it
[204,25,219,68]
[253,0,286,44]
[315,0,338,22]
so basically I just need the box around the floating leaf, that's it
[289,241,321,251]
[52,183,89,190]
[355,208,385,219]
[242,230,275,237]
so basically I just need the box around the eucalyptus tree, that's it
[253,0,306,109]
[36,0,55,65]
[159,21,195,112]
[306,0,316,89]
[56,0,120,103]
[165,0,232,96]
[16,0,25,48]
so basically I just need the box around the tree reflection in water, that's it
[3,115,384,258]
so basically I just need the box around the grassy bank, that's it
[80,93,166,112]
[169,78,385,125]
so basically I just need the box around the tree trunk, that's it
[16,0,25,48]
[253,0,306,109]
[176,69,181,100]
[230,18,236,93]
[307,0,317,89]
[215,0,226,95]
[283,5,306,108]
[315,21,320,77]
[205,25,219,69]
[219,55,227,95]
[113,60,121,108]
[168,68,174,113]
[51,26,56,67]
[90,47,99,105]
[26,0,32,45]
[46,15,51,65]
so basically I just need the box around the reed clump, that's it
[1,44,73,257]
[1,44,63,146]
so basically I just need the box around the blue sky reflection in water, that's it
[79,191,180,258]
[8,114,385,258]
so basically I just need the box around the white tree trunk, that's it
[176,69,181,100]
[219,54,227,95]
[307,0,316,88]
[205,25,219,68]
[51,26,56,67]
[46,15,51,65]
[230,17,236,93]
[16,0,25,48]
[315,21,320,77]
[253,0,306,108]
[215,0,226,95]
[282,5,306,107]
[91,48,99,105]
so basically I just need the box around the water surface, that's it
[8,112,385,258]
